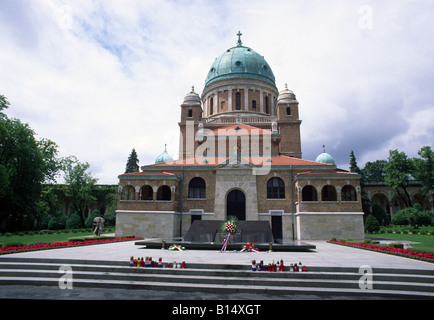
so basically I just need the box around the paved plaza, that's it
[3,239,434,270]
[1,239,433,300]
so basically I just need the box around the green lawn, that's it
[0,227,115,246]
[366,232,434,250]
[366,225,434,251]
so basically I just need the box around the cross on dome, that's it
[237,31,243,46]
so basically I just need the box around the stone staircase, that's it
[0,257,433,299]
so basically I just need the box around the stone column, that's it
[228,88,233,111]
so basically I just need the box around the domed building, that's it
[116,33,365,241]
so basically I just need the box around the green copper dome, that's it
[155,146,173,164]
[315,152,336,165]
[205,37,275,87]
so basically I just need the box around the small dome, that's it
[316,152,335,165]
[155,145,174,164]
[278,84,297,103]
[183,86,201,104]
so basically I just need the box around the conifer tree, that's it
[349,150,361,174]
[125,148,139,173]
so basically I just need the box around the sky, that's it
[1,0,433,184]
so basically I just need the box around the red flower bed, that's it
[0,237,142,255]
[329,240,434,262]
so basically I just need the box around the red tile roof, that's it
[206,123,273,136]
[141,154,335,169]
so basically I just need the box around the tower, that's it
[178,86,203,160]
[276,84,302,158]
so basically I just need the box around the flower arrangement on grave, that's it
[168,244,185,251]
[240,242,259,252]
[220,216,238,252]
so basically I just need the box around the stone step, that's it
[0,258,433,299]
[1,260,434,284]
[0,275,433,300]
[1,268,434,294]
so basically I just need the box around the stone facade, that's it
[115,34,365,241]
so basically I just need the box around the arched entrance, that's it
[226,189,246,221]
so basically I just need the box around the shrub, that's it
[392,210,411,225]
[365,214,380,233]
[66,212,82,229]
[414,210,433,226]
[389,243,404,248]
[48,212,67,230]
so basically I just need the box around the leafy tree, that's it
[61,156,97,227]
[412,146,434,203]
[0,95,60,231]
[0,94,10,117]
[125,148,140,173]
[384,149,414,207]
[361,160,387,183]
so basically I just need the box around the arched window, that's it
[210,97,214,115]
[286,106,291,115]
[342,185,357,201]
[302,185,318,201]
[187,109,193,118]
[139,185,153,200]
[267,177,285,199]
[121,186,135,200]
[188,177,206,199]
[157,185,171,201]
[321,185,337,201]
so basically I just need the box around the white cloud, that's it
[1,0,433,183]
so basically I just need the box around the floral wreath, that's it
[220,216,238,253]
[168,244,185,251]
[240,242,259,252]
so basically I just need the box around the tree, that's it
[412,146,434,208]
[372,203,389,225]
[384,149,414,207]
[361,160,387,183]
[125,148,139,173]
[349,150,361,174]
[0,95,60,231]
[61,156,97,227]
[348,151,372,214]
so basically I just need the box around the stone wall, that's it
[295,212,365,240]
[115,210,179,239]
